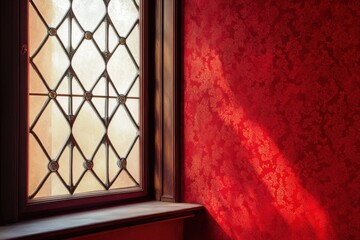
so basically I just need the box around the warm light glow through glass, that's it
[28,0,141,199]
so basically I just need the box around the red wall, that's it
[70,220,183,240]
[182,1,360,239]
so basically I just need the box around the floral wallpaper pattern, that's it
[182,0,360,239]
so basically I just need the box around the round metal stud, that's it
[48,161,59,172]
[119,37,126,45]
[49,90,57,99]
[84,91,93,101]
[67,115,74,121]
[84,31,93,40]
[117,94,126,104]
[102,135,110,145]
[83,160,94,170]
[104,51,110,59]
[117,158,127,169]
[68,135,76,147]
[48,28,57,36]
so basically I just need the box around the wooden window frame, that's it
[0,0,181,224]
[18,0,149,217]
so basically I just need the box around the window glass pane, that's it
[28,0,141,199]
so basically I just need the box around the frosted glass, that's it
[28,0,141,199]
[32,37,69,89]
[108,0,138,36]
[32,0,70,28]
[72,0,106,32]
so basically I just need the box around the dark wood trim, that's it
[18,0,30,220]
[0,0,20,224]
[154,0,181,203]
[0,201,203,240]
[153,0,163,201]
[161,0,181,202]
[140,0,150,204]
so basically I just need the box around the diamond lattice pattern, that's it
[28,0,141,199]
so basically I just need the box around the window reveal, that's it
[28,0,141,199]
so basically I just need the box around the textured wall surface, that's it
[182,1,360,239]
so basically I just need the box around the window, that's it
[27,0,143,200]
[0,0,180,223]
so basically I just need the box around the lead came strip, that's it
[28,0,141,199]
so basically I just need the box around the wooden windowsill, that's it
[0,201,203,240]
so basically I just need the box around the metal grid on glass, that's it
[28,0,141,199]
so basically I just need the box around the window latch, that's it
[20,44,28,55]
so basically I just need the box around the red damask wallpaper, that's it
[182,1,360,239]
